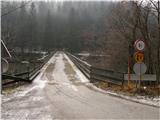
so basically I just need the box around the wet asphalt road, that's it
[2,52,160,120]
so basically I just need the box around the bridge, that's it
[2,51,159,119]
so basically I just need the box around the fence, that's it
[66,52,124,85]
[66,52,158,86]
[2,51,56,87]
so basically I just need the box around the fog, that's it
[2,1,114,52]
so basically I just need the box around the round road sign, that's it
[134,52,144,62]
[134,39,146,51]
[1,58,9,73]
[133,62,147,75]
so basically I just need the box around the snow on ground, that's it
[77,52,111,57]
[52,53,78,92]
[85,83,160,107]
[77,53,90,57]
[31,51,48,55]
[2,53,57,102]
[64,53,89,83]
[64,53,160,107]
[37,54,48,61]
[2,52,159,108]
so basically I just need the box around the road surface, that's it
[2,52,159,119]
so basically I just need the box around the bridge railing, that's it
[2,51,56,87]
[29,51,56,81]
[66,52,124,85]
[67,52,91,79]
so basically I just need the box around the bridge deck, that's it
[2,51,159,119]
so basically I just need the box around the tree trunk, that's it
[157,0,160,84]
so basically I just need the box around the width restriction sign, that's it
[134,39,146,51]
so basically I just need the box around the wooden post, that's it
[128,58,131,89]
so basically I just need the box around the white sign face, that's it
[2,58,9,73]
[124,74,156,81]
[133,62,147,75]
[135,40,145,51]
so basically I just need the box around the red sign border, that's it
[134,39,146,51]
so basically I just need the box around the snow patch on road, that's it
[86,83,160,107]
[64,53,89,83]
[18,54,57,96]
[32,53,56,88]
[52,53,78,92]
[77,52,90,57]
[32,96,44,101]
[64,52,159,107]
[3,53,57,100]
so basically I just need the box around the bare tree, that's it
[145,0,160,82]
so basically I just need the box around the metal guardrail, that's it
[66,52,124,85]
[2,51,56,86]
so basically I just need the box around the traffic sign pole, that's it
[128,58,131,89]
[133,39,147,89]
[139,63,142,88]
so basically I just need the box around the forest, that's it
[1,0,160,81]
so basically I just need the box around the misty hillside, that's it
[2,1,113,52]
[2,1,160,74]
